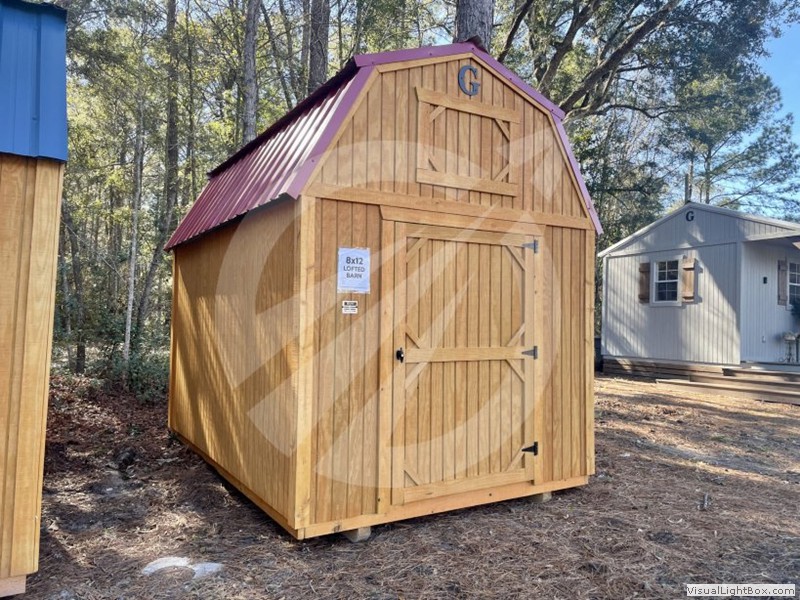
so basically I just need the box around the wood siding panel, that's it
[536,227,592,482]
[170,53,597,537]
[602,244,740,364]
[0,156,64,579]
[170,200,298,523]
[310,199,382,523]
[309,58,589,224]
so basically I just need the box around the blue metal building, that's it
[0,1,67,595]
[0,0,67,162]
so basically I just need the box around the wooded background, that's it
[51,0,800,393]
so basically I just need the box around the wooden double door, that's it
[385,216,540,506]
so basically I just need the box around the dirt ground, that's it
[24,375,800,599]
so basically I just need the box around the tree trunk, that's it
[497,0,534,63]
[263,0,304,103]
[301,0,310,90]
[123,101,145,373]
[57,225,74,370]
[308,0,330,93]
[62,202,86,374]
[336,0,344,67]
[703,151,712,203]
[109,162,124,299]
[185,0,198,202]
[262,2,295,109]
[242,0,259,143]
[454,0,493,49]
[136,0,180,339]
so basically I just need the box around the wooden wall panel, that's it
[170,200,298,523]
[536,227,593,483]
[311,199,382,523]
[313,58,590,222]
[0,155,63,581]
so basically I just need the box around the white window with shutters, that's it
[638,255,696,305]
[651,258,681,306]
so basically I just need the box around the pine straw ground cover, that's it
[27,375,799,600]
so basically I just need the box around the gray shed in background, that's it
[601,203,800,367]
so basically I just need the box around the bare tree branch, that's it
[497,0,535,63]
[560,0,682,117]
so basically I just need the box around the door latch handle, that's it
[396,348,405,363]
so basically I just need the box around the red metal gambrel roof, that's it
[166,42,601,250]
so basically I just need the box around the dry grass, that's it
[27,375,800,599]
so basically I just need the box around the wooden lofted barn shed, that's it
[166,41,602,540]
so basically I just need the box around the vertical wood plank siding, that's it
[537,227,591,481]
[170,200,299,523]
[317,59,587,220]
[310,61,594,518]
[311,200,382,523]
[0,155,63,579]
[170,53,595,538]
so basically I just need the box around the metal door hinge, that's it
[523,240,539,253]
[522,346,538,359]
[522,442,539,456]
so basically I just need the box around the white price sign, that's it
[337,247,371,294]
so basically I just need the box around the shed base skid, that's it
[0,576,25,598]
[174,431,587,540]
[603,357,725,380]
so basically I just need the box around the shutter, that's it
[638,261,651,303]
[681,256,696,302]
[778,260,788,306]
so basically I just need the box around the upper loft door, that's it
[386,217,541,506]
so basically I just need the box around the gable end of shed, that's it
[304,52,596,229]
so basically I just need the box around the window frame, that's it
[788,261,800,308]
[650,257,682,306]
